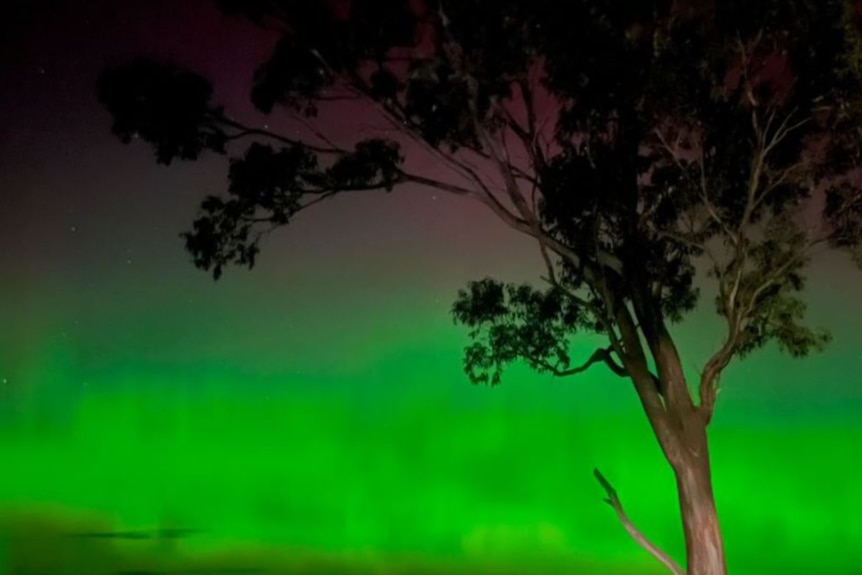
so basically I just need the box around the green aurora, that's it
[2,1,862,573]
[2,262,861,574]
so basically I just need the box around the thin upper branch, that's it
[652,127,739,245]
[518,77,545,166]
[739,239,815,318]
[282,12,631,298]
[286,108,347,152]
[401,172,475,196]
[699,231,818,421]
[215,114,344,155]
[328,53,535,234]
[698,105,816,421]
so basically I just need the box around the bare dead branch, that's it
[593,468,686,575]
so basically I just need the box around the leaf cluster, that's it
[451,278,594,385]
[97,58,227,165]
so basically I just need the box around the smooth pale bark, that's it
[673,428,726,575]
[652,332,727,575]
[609,319,727,575]
[599,424,727,575]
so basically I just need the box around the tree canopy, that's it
[98,0,862,419]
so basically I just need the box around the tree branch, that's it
[700,232,817,421]
[699,106,772,412]
[286,107,348,152]
[699,337,735,422]
[476,115,625,279]
[215,114,344,155]
[541,347,628,378]
[593,468,686,575]
[307,18,625,289]
[518,76,546,169]
[329,55,538,237]
[465,146,538,184]
[699,105,817,422]
[400,172,476,196]
[739,242,812,319]
[762,109,811,157]
[652,127,739,246]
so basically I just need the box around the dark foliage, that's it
[98,0,862,391]
[97,58,227,165]
[451,278,590,384]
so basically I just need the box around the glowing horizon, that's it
[2,341,861,574]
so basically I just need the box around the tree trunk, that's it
[673,427,726,575]
[607,307,727,574]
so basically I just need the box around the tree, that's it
[97,1,862,573]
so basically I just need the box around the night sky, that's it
[1,1,862,574]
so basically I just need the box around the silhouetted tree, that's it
[97,1,862,573]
